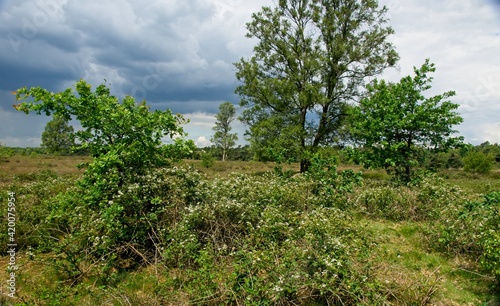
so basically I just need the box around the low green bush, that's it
[354,174,464,221]
[200,151,215,168]
[162,186,380,304]
[0,172,75,254]
[463,151,494,174]
[427,191,500,282]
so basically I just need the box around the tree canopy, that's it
[41,115,75,154]
[235,0,398,172]
[14,80,188,173]
[211,101,238,161]
[350,59,463,182]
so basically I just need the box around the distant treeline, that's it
[193,145,253,161]
[2,142,499,171]
[0,145,88,157]
[196,142,500,172]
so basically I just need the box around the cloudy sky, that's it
[0,0,499,147]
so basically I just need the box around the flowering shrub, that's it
[160,171,380,304]
[354,174,465,221]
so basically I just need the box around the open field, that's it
[2,155,499,190]
[1,155,499,305]
[0,155,90,187]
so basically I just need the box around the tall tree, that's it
[211,101,238,161]
[350,60,464,182]
[235,0,398,172]
[41,115,75,154]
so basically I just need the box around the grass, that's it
[364,220,498,305]
[437,168,500,194]
[0,155,89,187]
[183,159,300,177]
[1,154,499,305]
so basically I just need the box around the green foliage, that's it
[15,80,186,167]
[351,60,463,182]
[236,0,398,172]
[478,141,500,165]
[481,232,500,283]
[200,151,215,168]
[161,171,378,304]
[446,150,464,169]
[0,146,48,159]
[463,150,494,174]
[3,156,499,303]
[0,171,74,254]
[41,115,75,154]
[305,150,363,207]
[427,191,499,282]
[13,80,192,280]
[211,102,238,161]
[354,174,464,221]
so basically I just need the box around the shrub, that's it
[305,151,362,207]
[355,185,417,221]
[478,192,500,282]
[427,191,500,282]
[463,151,494,174]
[354,174,464,221]
[200,151,215,168]
[13,80,196,282]
[43,166,206,281]
[0,172,75,254]
[161,174,380,304]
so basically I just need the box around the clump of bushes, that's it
[463,151,494,174]
[4,154,499,304]
[427,191,500,281]
[354,174,464,221]
[200,151,215,168]
[160,172,380,304]
[0,171,75,254]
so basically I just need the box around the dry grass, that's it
[0,155,89,186]
[182,159,300,177]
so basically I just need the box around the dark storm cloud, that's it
[0,0,243,105]
[0,0,270,146]
[1,0,499,146]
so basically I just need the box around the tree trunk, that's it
[300,159,311,173]
[405,165,411,183]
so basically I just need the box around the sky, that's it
[0,0,499,148]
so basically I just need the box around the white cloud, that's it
[195,136,211,147]
[184,112,216,128]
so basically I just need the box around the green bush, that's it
[0,172,75,254]
[463,151,494,174]
[478,192,500,282]
[160,172,380,304]
[43,166,206,281]
[354,174,464,221]
[427,191,500,282]
[200,151,215,168]
[355,185,417,221]
[13,80,196,282]
[305,151,362,207]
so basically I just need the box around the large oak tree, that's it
[235,0,398,172]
